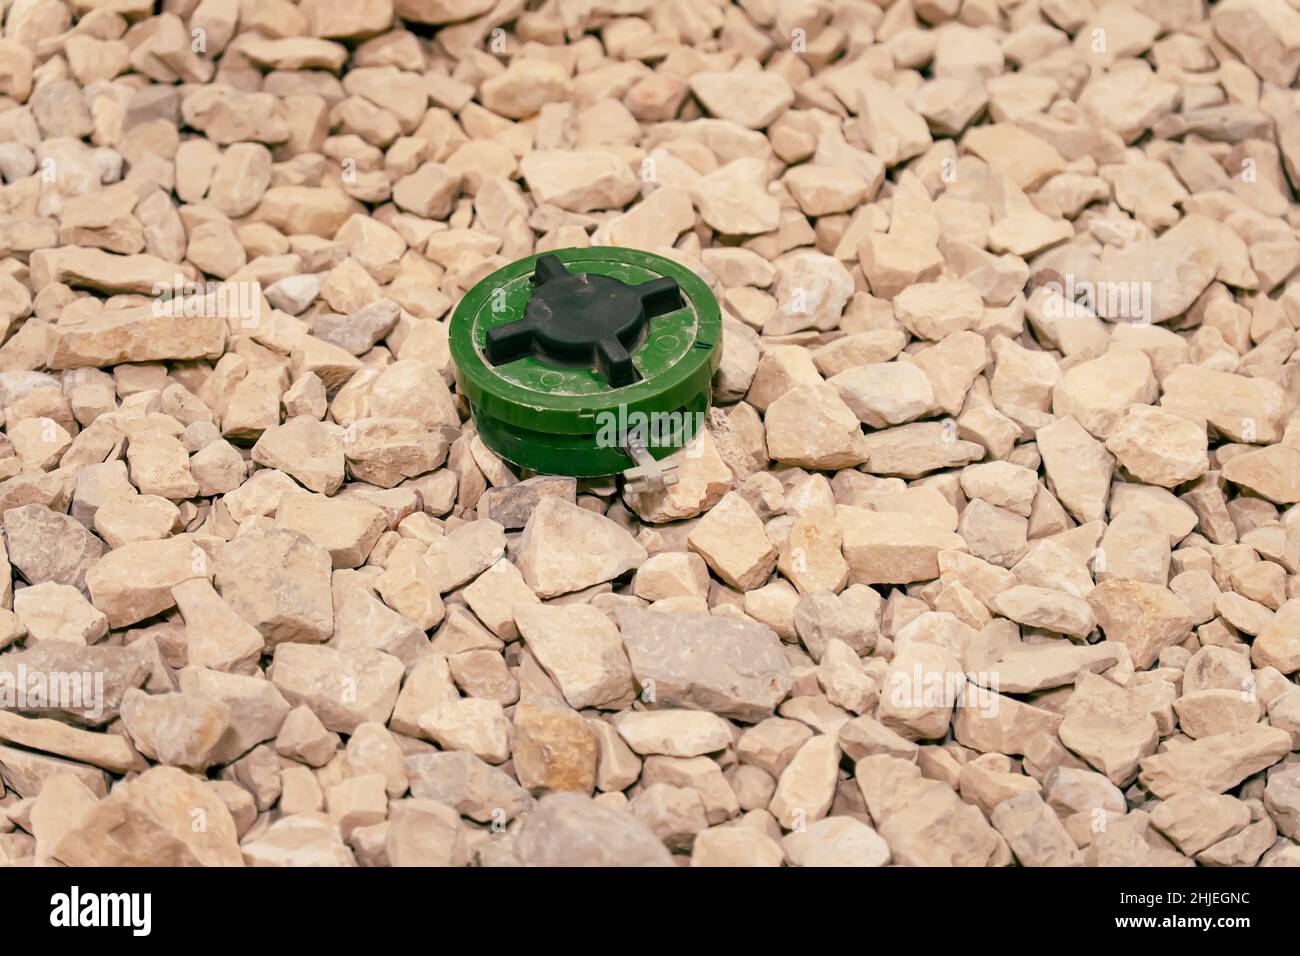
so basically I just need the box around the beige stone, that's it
[517,497,645,598]
[516,604,635,711]
[1139,725,1292,798]
[839,506,966,585]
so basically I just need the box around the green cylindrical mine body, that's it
[450,247,722,477]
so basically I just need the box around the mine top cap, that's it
[483,253,684,388]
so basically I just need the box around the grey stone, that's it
[4,503,106,594]
[616,608,793,722]
[513,792,673,866]
[477,474,577,530]
[311,299,400,356]
[404,750,533,823]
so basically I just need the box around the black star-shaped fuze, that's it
[484,254,683,387]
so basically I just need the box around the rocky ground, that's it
[0,0,1299,868]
